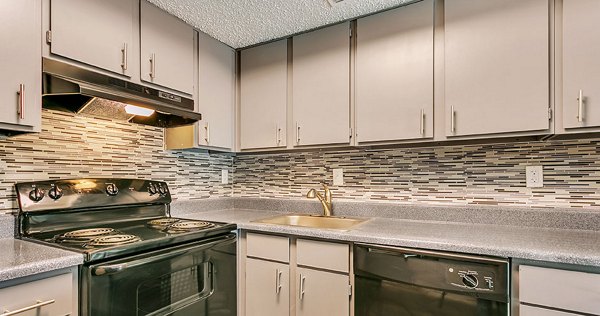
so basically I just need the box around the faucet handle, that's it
[306,189,317,198]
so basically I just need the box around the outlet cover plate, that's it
[333,168,344,186]
[526,165,543,188]
[221,169,229,185]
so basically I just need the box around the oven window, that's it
[137,262,213,316]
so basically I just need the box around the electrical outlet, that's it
[221,170,229,185]
[526,166,543,188]
[333,169,344,186]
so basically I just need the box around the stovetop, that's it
[25,217,236,262]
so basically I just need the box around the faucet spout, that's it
[306,184,333,216]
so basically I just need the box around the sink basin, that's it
[254,214,366,231]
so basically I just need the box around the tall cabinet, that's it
[355,0,434,144]
[292,23,351,147]
[240,40,288,150]
[444,0,550,137]
[0,0,42,133]
[562,0,600,130]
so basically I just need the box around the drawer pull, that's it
[1,299,55,316]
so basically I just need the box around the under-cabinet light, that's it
[124,105,155,117]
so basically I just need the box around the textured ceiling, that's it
[147,0,414,49]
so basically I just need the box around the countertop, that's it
[179,208,600,267]
[0,239,83,282]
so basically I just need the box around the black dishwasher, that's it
[354,244,509,316]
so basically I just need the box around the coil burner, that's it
[55,228,116,244]
[168,221,215,232]
[147,218,181,229]
[85,234,142,247]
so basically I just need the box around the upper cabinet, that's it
[292,23,351,147]
[562,0,600,130]
[240,40,288,150]
[140,0,195,94]
[356,0,434,144]
[444,0,550,137]
[50,0,135,77]
[197,32,235,150]
[0,0,41,133]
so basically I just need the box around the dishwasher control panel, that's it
[446,266,497,292]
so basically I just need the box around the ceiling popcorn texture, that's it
[146,0,414,49]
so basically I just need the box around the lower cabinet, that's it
[244,232,351,316]
[0,268,77,316]
[519,265,600,316]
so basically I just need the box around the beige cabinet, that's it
[140,0,195,94]
[356,0,434,143]
[240,40,288,150]
[0,269,76,316]
[246,258,290,316]
[292,23,351,146]
[197,32,235,150]
[519,265,600,315]
[562,0,600,129]
[444,0,550,137]
[297,267,350,316]
[0,0,42,133]
[50,0,135,76]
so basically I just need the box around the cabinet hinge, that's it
[348,284,352,296]
[349,27,352,38]
[349,127,353,139]
[46,30,52,44]
[548,108,553,120]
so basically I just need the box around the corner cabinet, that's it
[140,0,195,94]
[50,0,135,77]
[240,40,288,150]
[243,232,352,316]
[0,0,42,133]
[444,0,550,137]
[292,23,351,147]
[355,0,434,144]
[561,0,600,130]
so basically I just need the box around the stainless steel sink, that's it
[254,214,366,230]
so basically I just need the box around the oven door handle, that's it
[91,234,235,276]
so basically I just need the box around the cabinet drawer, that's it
[520,265,600,315]
[247,233,289,263]
[297,239,349,273]
[0,272,74,316]
[521,305,579,316]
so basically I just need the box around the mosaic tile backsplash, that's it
[0,109,233,214]
[234,139,600,209]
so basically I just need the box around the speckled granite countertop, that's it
[0,239,83,282]
[178,209,600,267]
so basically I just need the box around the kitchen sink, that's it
[254,214,367,231]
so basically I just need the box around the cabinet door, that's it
[445,0,549,137]
[356,0,434,143]
[198,32,235,150]
[0,272,74,316]
[297,268,349,316]
[246,258,289,316]
[293,23,351,146]
[240,40,288,150]
[140,0,195,94]
[0,0,41,132]
[563,0,600,129]
[50,0,134,76]
[521,305,578,316]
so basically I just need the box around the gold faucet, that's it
[306,184,332,216]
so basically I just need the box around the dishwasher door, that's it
[354,244,509,316]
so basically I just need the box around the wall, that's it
[234,139,600,209]
[0,109,233,214]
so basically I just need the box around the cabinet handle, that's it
[296,122,301,144]
[420,109,425,136]
[17,84,25,120]
[275,269,282,294]
[1,299,55,316]
[299,274,306,301]
[450,106,456,133]
[149,53,156,79]
[577,89,584,123]
[121,43,128,71]
[204,122,210,144]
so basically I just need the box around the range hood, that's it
[42,58,201,128]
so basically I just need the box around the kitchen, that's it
[1,0,599,315]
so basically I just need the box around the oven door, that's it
[81,233,236,316]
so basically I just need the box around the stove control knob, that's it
[462,274,479,289]
[28,187,45,202]
[158,184,168,195]
[148,183,158,195]
[48,186,63,200]
[106,183,119,196]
